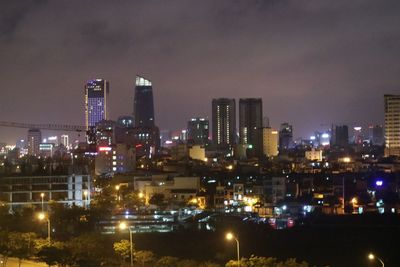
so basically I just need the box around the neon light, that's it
[98,147,112,151]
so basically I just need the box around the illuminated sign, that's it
[98,147,112,152]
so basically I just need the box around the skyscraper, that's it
[279,123,293,151]
[134,76,155,127]
[133,76,159,158]
[84,79,109,130]
[212,98,236,146]
[239,98,263,156]
[368,125,384,146]
[61,134,69,148]
[384,95,400,157]
[27,128,41,156]
[330,125,349,148]
[187,118,209,145]
[263,127,279,158]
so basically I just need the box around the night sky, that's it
[1,0,400,144]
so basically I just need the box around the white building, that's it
[0,175,92,210]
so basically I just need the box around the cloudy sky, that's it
[0,0,399,144]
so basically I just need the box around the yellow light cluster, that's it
[243,196,258,206]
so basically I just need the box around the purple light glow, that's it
[376,180,383,187]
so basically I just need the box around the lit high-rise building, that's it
[187,118,209,145]
[27,129,41,156]
[330,125,349,148]
[368,125,384,146]
[212,98,236,146]
[239,98,263,156]
[263,127,279,158]
[384,95,400,157]
[134,76,155,127]
[84,79,109,129]
[61,134,69,148]
[133,76,160,157]
[279,123,293,150]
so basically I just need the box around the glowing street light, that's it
[119,221,134,267]
[138,192,144,198]
[368,253,384,267]
[38,212,51,245]
[226,232,240,267]
[83,190,89,209]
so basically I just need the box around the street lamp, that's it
[226,232,240,267]
[116,185,121,202]
[38,212,51,245]
[368,253,384,267]
[40,193,45,212]
[83,190,88,209]
[119,221,134,267]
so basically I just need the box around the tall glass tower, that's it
[84,79,109,130]
[134,76,155,127]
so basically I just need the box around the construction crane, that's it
[0,121,86,132]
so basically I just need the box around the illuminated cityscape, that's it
[1,1,400,267]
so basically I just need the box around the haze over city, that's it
[1,0,400,144]
[1,2,400,267]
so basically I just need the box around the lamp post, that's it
[119,221,134,267]
[116,185,121,202]
[83,190,88,209]
[226,232,240,267]
[40,193,45,212]
[368,253,384,267]
[38,212,51,245]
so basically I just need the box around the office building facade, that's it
[212,98,236,146]
[27,128,41,156]
[85,79,109,130]
[239,98,263,156]
[279,123,293,150]
[187,118,209,145]
[263,127,279,158]
[384,95,400,157]
[134,76,155,127]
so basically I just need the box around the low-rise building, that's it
[0,175,91,210]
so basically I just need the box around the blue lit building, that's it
[85,79,109,130]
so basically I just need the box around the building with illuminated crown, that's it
[133,76,160,157]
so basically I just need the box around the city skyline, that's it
[1,1,400,144]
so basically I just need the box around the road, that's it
[1,257,47,267]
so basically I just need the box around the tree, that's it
[36,241,71,267]
[225,256,310,267]
[113,239,132,264]
[149,194,165,207]
[7,232,37,267]
[134,250,155,267]
[177,259,199,267]
[0,231,10,266]
[155,256,180,267]
[199,262,221,267]
[67,233,119,267]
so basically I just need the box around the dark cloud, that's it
[0,0,399,143]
